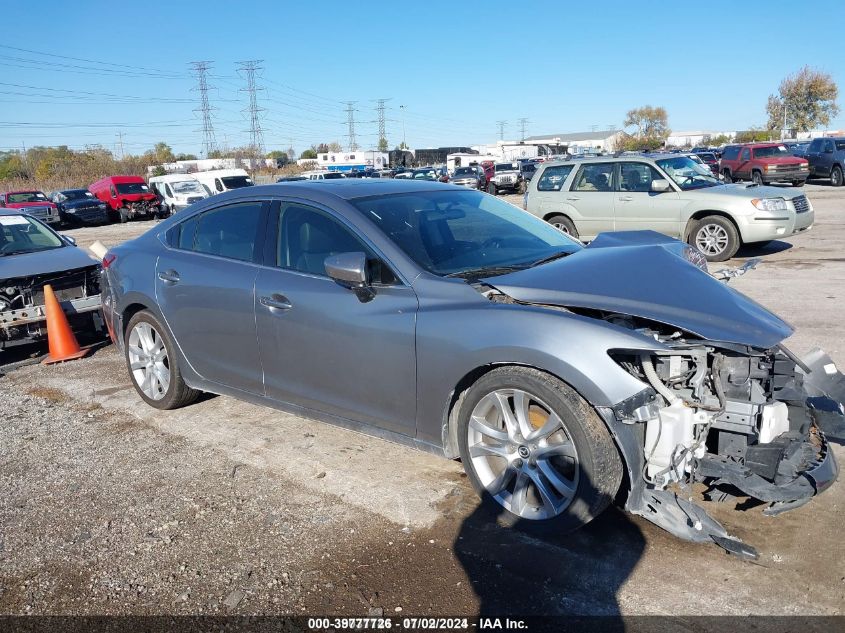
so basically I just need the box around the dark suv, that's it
[805,137,845,187]
[719,143,809,187]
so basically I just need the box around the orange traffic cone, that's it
[41,284,91,364]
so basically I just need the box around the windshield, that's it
[322,172,344,180]
[351,189,581,277]
[495,163,516,172]
[220,176,254,188]
[656,156,720,190]
[413,170,436,179]
[0,214,63,255]
[453,168,475,176]
[753,145,789,158]
[698,153,717,162]
[7,192,48,204]
[115,182,150,195]
[171,180,205,195]
[62,190,95,201]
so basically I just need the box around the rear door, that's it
[155,200,267,394]
[564,162,616,239]
[254,201,418,435]
[819,139,836,176]
[736,147,753,179]
[614,161,682,236]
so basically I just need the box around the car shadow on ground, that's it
[453,471,644,625]
[733,240,794,259]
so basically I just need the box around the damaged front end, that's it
[0,266,104,348]
[600,319,842,559]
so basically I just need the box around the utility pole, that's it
[497,120,507,141]
[518,118,529,142]
[115,131,125,160]
[237,60,265,158]
[374,98,390,150]
[399,105,407,148]
[190,61,217,157]
[345,101,358,151]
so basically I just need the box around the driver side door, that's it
[614,162,681,236]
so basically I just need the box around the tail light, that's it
[102,253,116,269]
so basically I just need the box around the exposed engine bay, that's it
[0,266,104,348]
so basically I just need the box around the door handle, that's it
[618,196,633,202]
[157,269,180,284]
[260,294,292,311]
[565,196,580,201]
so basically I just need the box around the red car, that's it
[89,175,162,223]
[719,143,809,187]
[480,160,495,184]
[0,190,60,226]
[693,152,720,176]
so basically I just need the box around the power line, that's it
[190,61,217,157]
[237,60,265,156]
[345,102,358,151]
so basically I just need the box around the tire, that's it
[722,169,732,183]
[124,310,200,410]
[791,180,805,187]
[751,170,764,186]
[831,166,843,187]
[456,366,622,534]
[690,215,740,262]
[119,207,129,223]
[518,180,527,195]
[487,183,497,195]
[547,214,578,239]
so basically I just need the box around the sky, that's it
[1,0,844,158]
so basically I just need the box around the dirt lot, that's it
[1,183,844,618]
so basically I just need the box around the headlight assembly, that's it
[751,198,787,212]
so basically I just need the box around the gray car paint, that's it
[102,181,791,457]
[484,231,793,349]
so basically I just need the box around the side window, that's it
[109,185,116,197]
[740,148,751,161]
[214,179,224,192]
[808,139,821,152]
[572,163,614,192]
[824,139,835,152]
[619,162,662,192]
[175,214,200,250]
[276,204,396,284]
[192,201,263,262]
[722,146,739,160]
[537,165,574,191]
[164,183,173,198]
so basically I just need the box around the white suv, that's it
[524,154,814,261]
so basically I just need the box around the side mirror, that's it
[651,178,672,192]
[325,252,374,302]
[62,235,77,246]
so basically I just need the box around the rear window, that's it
[536,165,575,191]
[192,202,262,262]
[836,140,845,150]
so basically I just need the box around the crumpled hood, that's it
[483,231,793,349]
[1,246,98,280]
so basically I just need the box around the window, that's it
[115,182,149,195]
[214,179,224,192]
[618,162,663,192]
[721,146,739,160]
[165,183,173,198]
[740,148,751,161]
[191,202,262,262]
[572,163,614,192]
[109,185,117,197]
[808,139,822,152]
[175,215,199,250]
[824,140,836,152]
[753,145,789,158]
[537,165,574,191]
[836,140,845,151]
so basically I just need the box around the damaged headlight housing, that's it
[751,197,787,212]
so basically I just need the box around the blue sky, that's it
[1,0,843,157]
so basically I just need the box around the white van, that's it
[193,169,254,196]
[148,174,209,213]
[300,170,345,181]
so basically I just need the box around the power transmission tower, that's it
[518,118,529,141]
[237,60,265,157]
[115,131,125,160]
[375,98,390,150]
[496,120,507,141]
[345,102,358,151]
[190,61,217,157]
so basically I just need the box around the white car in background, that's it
[148,174,209,214]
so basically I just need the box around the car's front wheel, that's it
[125,310,200,410]
[456,367,622,534]
[547,214,578,239]
[487,183,497,195]
[752,170,764,186]
[722,169,733,183]
[691,215,740,262]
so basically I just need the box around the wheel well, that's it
[121,302,149,338]
[683,211,741,243]
[543,211,571,223]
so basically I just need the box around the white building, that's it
[149,157,275,176]
[524,130,629,154]
[665,131,735,147]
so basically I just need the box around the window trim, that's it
[616,160,664,193]
[263,198,407,287]
[569,162,616,192]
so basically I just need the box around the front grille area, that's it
[792,195,810,213]
[30,266,100,305]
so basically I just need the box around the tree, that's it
[707,133,733,147]
[377,137,388,152]
[623,105,670,141]
[151,142,175,164]
[300,149,318,160]
[328,142,343,152]
[266,150,289,161]
[315,143,329,154]
[735,128,775,143]
[395,141,409,150]
[175,153,197,161]
[766,66,839,132]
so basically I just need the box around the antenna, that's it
[190,61,217,157]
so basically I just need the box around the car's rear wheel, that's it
[831,166,843,187]
[125,310,200,410]
[487,183,497,195]
[456,367,622,533]
[691,215,740,261]
[752,170,764,186]
[722,169,733,183]
[547,214,578,239]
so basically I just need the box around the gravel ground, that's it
[1,182,844,617]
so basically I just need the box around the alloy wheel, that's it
[127,322,171,401]
[467,388,579,520]
[553,222,571,234]
[695,223,729,257]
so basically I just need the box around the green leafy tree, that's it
[766,66,839,132]
[175,153,198,161]
[378,137,388,152]
[735,128,775,143]
[300,149,318,160]
[328,142,343,152]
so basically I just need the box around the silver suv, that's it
[524,154,814,261]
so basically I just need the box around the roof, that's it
[2,190,44,195]
[524,130,622,143]
[231,178,457,202]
